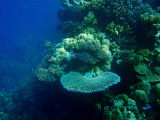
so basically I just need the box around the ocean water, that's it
[0,0,63,90]
[0,0,160,120]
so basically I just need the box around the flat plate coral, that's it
[60,71,120,93]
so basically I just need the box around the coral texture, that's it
[60,71,120,93]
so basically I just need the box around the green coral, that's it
[151,83,160,98]
[103,94,142,120]
[130,81,151,94]
[61,21,83,37]
[83,11,97,26]
[150,83,160,110]
[136,49,153,62]
[0,112,10,120]
[106,22,131,37]
[156,54,160,62]
[106,22,133,45]
[134,63,160,82]
[154,66,160,74]
[140,11,160,24]
[131,90,149,104]
[134,63,151,75]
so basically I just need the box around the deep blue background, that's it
[0,0,62,61]
[0,0,63,90]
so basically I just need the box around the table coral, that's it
[60,71,120,93]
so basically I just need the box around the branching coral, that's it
[140,11,160,24]
[83,11,97,26]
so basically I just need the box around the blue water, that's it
[0,0,63,90]
[0,0,62,56]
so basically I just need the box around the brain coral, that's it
[60,71,120,93]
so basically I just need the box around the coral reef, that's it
[1,0,160,119]
[35,32,113,82]
[60,71,120,93]
[30,0,160,119]
[35,32,119,93]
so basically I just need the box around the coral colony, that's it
[35,33,120,92]
[33,0,160,119]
